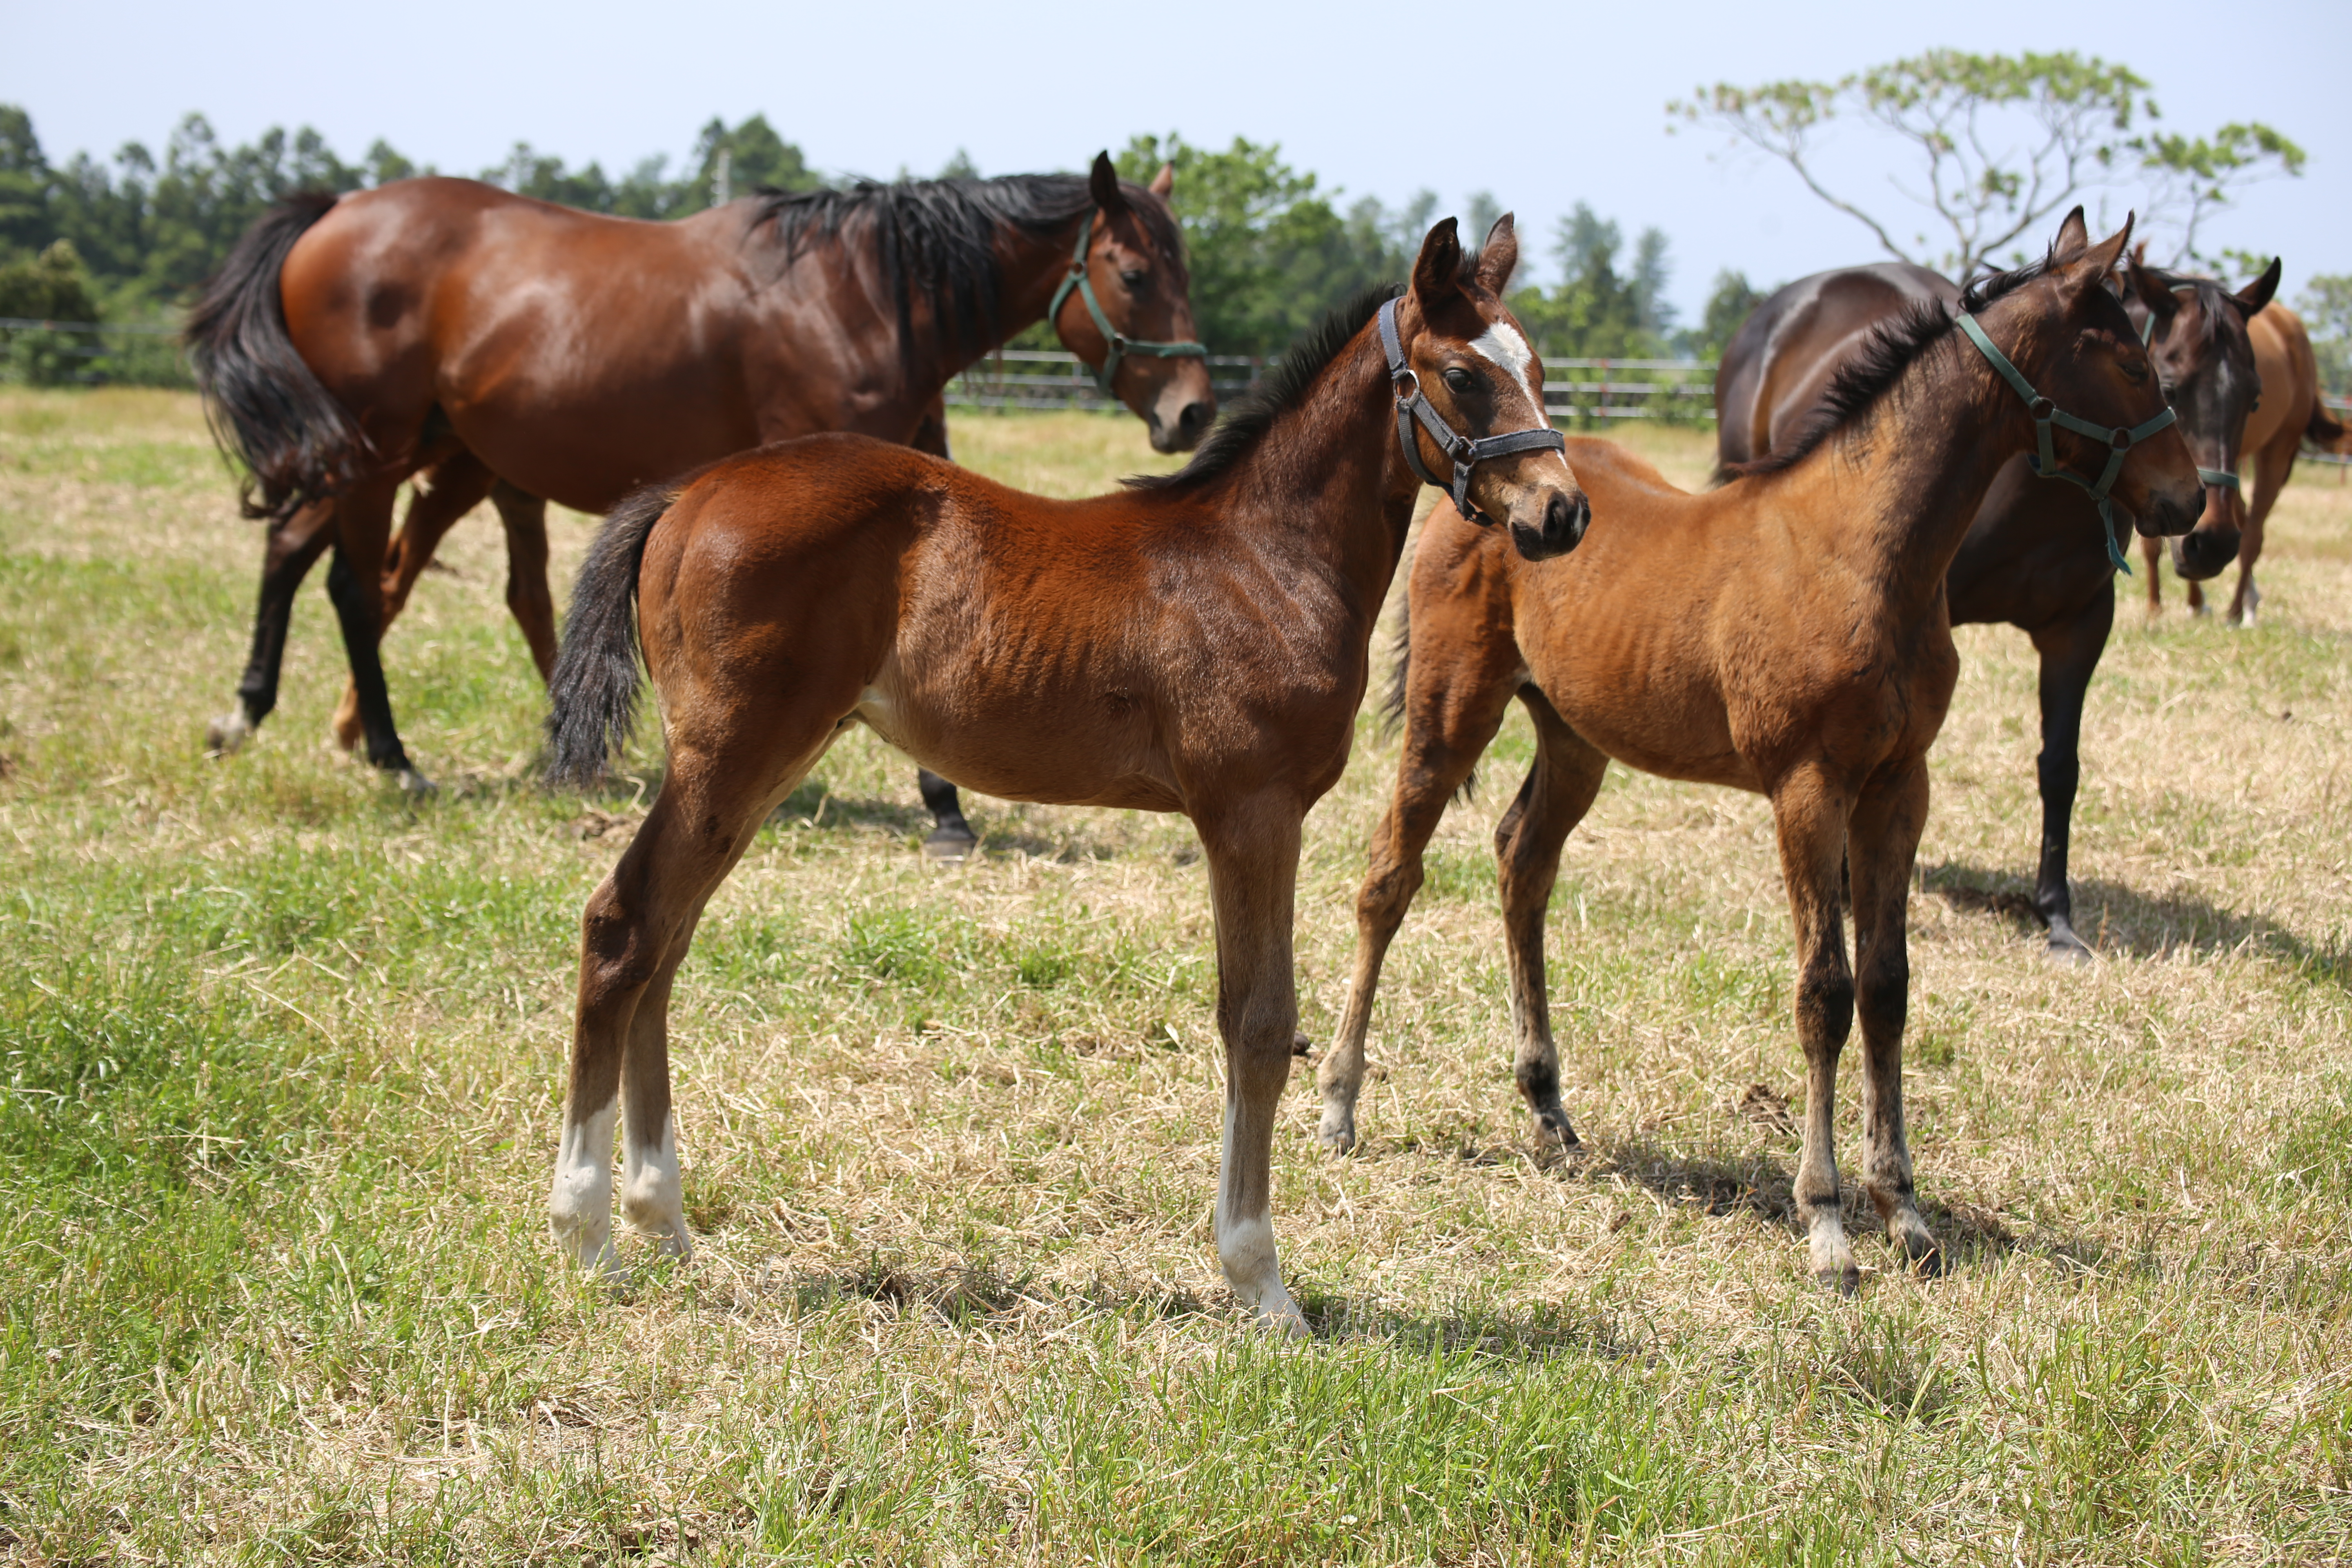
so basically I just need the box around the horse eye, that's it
[1119,270,1147,290]
[1442,367,1477,394]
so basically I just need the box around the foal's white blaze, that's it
[1214,1097,1305,1335]
[620,1112,690,1259]
[549,1100,621,1276]
[1469,321,1538,404]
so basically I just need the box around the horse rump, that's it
[544,483,676,788]
[185,192,370,520]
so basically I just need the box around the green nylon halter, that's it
[1047,209,1208,397]
[2140,296,2243,497]
[1958,312,2178,576]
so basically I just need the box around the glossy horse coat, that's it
[1715,254,2273,959]
[1319,216,2201,1291]
[187,158,1211,792]
[537,218,1586,1332]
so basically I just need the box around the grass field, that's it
[2,389,2349,1565]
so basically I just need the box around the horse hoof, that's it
[922,826,978,861]
[1530,1105,1583,1154]
[1813,1262,1862,1297]
[392,767,437,797]
[206,712,250,757]
[1316,1105,1358,1155]
[2044,934,2094,967]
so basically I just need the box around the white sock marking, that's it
[620,1112,690,1258]
[549,1101,620,1274]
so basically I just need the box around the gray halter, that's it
[1377,296,1566,526]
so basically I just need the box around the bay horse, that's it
[1715,253,2276,960]
[2138,296,2345,624]
[539,216,1586,1332]
[1316,213,2201,1292]
[187,155,1212,821]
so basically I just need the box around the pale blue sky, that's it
[7,0,2345,323]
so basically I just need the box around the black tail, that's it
[185,191,370,520]
[545,483,675,788]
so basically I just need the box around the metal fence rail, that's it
[949,347,1720,423]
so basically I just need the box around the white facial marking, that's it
[1468,322,1537,403]
[550,1100,621,1276]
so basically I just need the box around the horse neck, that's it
[1195,331,1423,608]
[1830,329,2035,623]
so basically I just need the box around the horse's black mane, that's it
[1127,283,1397,493]
[753,173,1185,367]
[2139,264,2247,349]
[1724,252,2054,480]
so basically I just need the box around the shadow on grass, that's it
[1920,859,2352,988]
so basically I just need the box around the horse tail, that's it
[2306,395,2347,452]
[185,191,369,521]
[545,483,674,788]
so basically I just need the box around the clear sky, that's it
[6,0,2345,324]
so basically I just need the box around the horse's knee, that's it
[1855,957,1907,1042]
[1795,967,1854,1048]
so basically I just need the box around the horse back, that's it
[1714,263,1957,466]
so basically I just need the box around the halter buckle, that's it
[2109,426,2134,450]
[2028,396,2055,421]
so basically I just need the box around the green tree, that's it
[1672,51,2301,274]
[681,115,820,213]
[1508,203,1673,360]
[0,105,51,259]
[1690,268,1765,361]
[2301,274,2352,397]
[0,239,101,382]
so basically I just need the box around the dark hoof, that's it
[1529,1103,1582,1153]
[1814,1263,1862,1297]
[1292,1031,1313,1058]
[922,826,978,862]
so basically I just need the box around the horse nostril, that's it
[1546,491,1588,549]
[1177,402,1212,439]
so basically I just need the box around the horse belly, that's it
[856,673,1179,813]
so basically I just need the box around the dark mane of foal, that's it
[1127,283,1398,493]
[2139,265,2249,347]
[1722,255,2054,481]
[753,174,1185,367]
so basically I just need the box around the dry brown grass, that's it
[1,392,2348,1563]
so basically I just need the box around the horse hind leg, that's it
[2231,443,2292,627]
[1492,692,1608,1151]
[492,481,559,683]
[333,455,496,750]
[1769,764,1861,1293]
[551,721,842,1274]
[210,499,336,755]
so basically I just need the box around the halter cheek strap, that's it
[1047,209,1208,397]
[1376,296,1568,525]
[1958,312,2178,576]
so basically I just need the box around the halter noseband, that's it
[1958,312,2178,576]
[1377,296,1568,525]
[1047,208,1208,397]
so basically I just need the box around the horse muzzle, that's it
[1508,488,1590,563]
[1149,397,1215,453]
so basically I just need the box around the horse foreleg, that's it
[1318,627,1517,1154]
[1770,764,1859,1293]
[555,724,840,1274]
[2027,586,2112,964]
[2232,441,2294,628]
[210,499,336,755]
[904,405,980,859]
[321,479,428,791]
[1493,693,1608,1151]
[334,455,496,750]
[1848,761,1938,1272]
[1197,793,1309,1335]
[492,482,559,683]
[2137,532,2166,618]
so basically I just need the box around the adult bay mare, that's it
[539,217,1586,1334]
[187,155,1212,803]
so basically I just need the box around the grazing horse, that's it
[2140,297,2345,625]
[1715,254,2276,960]
[539,217,1587,1332]
[1316,214,2200,1292]
[187,156,1212,810]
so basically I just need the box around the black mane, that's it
[1724,254,2053,480]
[1127,284,1397,492]
[2139,264,2249,350]
[752,173,1186,367]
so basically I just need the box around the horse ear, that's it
[2059,214,2133,297]
[2051,205,2091,261]
[1148,162,1174,200]
[1412,218,1464,305]
[2233,255,2283,316]
[1474,213,1520,293]
[1089,152,1127,214]
[2127,257,2180,334]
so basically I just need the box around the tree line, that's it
[0,103,1753,379]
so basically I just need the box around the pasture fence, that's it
[948,347,1721,425]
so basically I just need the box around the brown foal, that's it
[1317,214,2203,1292]
[539,217,1587,1331]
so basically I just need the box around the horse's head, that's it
[2125,253,2279,579]
[1967,209,2203,546]
[1050,153,1216,453]
[1390,214,1588,562]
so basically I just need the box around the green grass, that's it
[1,387,2349,1562]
